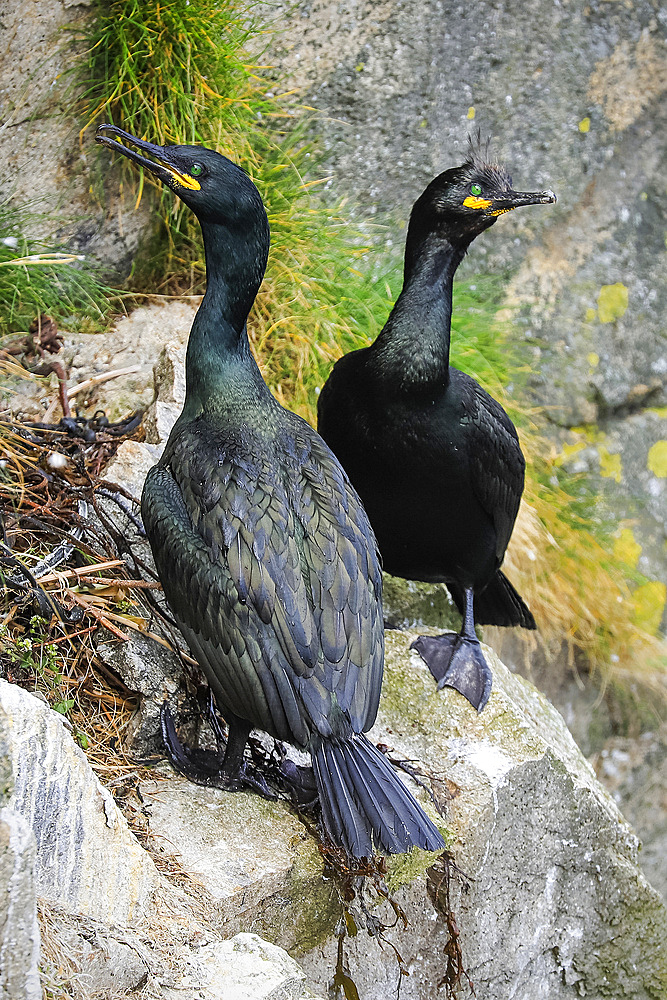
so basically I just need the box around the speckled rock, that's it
[137,769,334,953]
[110,629,667,1000]
[0,0,150,279]
[591,724,667,902]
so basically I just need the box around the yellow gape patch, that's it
[167,167,201,191]
[463,195,492,210]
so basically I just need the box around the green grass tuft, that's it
[0,205,114,337]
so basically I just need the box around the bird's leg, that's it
[410,587,493,712]
[160,701,276,799]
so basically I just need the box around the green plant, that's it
[0,206,114,336]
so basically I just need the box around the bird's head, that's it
[95,124,268,236]
[407,135,556,251]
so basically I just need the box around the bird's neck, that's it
[371,236,467,391]
[183,219,270,413]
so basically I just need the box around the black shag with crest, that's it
[95,124,444,859]
[317,139,556,712]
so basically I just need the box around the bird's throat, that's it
[183,220,269,410]
[372,239,465,390]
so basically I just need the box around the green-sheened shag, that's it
[95,124,444,859]
[317,139,556,712]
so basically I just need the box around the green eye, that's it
[190,163,203,177]
[470,183,482,196]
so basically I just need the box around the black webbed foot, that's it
[160,702,277,800]
[273,742,318,808]
[411,633,492,712]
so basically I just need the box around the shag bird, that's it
[317,139,556,712]
[95,124,444,859]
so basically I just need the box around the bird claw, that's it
[160,702,277,800]
[277,755,318,808]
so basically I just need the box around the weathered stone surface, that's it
[382,572,460,633]
[138,768,332,950]
[0,679,159,925]
[101,628,666,999]
[296,633,667,999]
[96,634,186,755]
[0,808,41,1000]
[102,438,161,501]
[592,724,667,902]
[144,340,188,447]
[3,302,196,425]
[163,933,326,1000]
[356,632,667,1000]
[0,0,151,280]
[3,633,665,997]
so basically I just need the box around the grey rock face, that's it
[0,680,159,925]
[592,725,667,903]
[332,632,667,1000]
[0,679,327,998]
[1,634,665,997]
[0,0,151,279]
[0,808,41,1000]
[161,933,326,1000]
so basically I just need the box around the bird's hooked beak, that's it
[465,187,557,217]
[95,124,201,191]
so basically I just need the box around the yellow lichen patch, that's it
[587,352,599,368]
[467,106,476,120]
[632,581,667,636]
[585,307,597,322]
[599,445,622,482]
[647,440,667,478]
[588,33,667,132]
[578,117,591,133]
[613,527,642,569]
[554,439,587,468]
[597,282,628,323]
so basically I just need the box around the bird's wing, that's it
[290,423,384,734]
[461,378,525,560]
[141,417,383,746]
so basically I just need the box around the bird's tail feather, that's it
[311,732,445,858]
[449,571,536,628]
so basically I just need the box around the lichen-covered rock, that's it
[381,573,460,632]
[103,628,666,999]
[2,630,665,997]
[137,769,335,953]
[351,631,667,1000]
[0,679,159,925]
